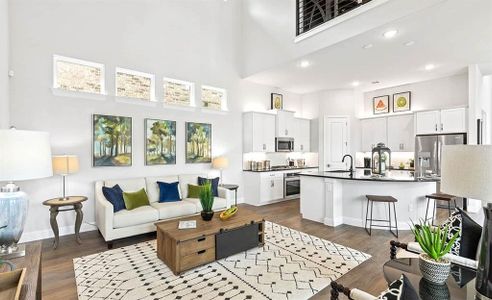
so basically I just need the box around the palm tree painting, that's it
[185,122,212,163]
[145,119,176,165]
[93,114,132,166]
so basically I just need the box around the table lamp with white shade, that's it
[441,145,492,299]
[0,128,52,258]
[52,155,79,200]
[212,156,229,185]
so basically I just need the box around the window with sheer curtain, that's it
[115,68,155,101]
[53,55,105,94]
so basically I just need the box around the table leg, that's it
[234,189,238,206]
[74,203,83,244]
[49,207,59,249]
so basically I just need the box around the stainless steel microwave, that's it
[275,137,294,152]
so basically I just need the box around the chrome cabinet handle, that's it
[285,129,288,135]
[435,124,438,131]
[441,123,444,131]
[301,145,304,151]
[271,180,274,187]
[263,144,266,150]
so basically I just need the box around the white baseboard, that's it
[20,223,97,243]
[323,216,343,227]
[343,216,411,230]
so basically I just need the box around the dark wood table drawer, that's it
[179,235,214,257]
[180,247,215,271]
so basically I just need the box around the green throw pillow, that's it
[188,184,204,199]
[123,188,150,210]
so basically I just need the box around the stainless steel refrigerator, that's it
[415,133,467,178]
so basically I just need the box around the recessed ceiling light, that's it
[383,29,398,39]
[299,60,310,68]
[425,64,435,71]
[372,81,380,84]
[352,81,360,87]
[404,41,415,46]
[362,43,373,49]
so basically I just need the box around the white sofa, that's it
[95,174,231,247]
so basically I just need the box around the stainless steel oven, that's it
[284,172,300,199]
[276,137,294,152]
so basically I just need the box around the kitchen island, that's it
[299,170,438,230]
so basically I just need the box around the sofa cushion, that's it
[104,178,146,193]
[102,184,126,212]
[184,197,227,211]
[157,181,181,202]
[198,177,219,197]
[188,184,205,199]
[145,176,180,203]
[113,205,159,229]
[123,188,150,210]
[178,174,206,198]
[150,201,197,220]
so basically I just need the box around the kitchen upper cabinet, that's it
[276,110,295,137]
[243,112,275,152]
[259,173,284,203]
[415,111,440,134]
[440,108,467,133]
[387,115,414,152]
[415,108,467,135]
[361,118,387,152]
[294,118,311,152]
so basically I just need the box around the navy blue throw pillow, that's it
[157,181,181,202]
[198,177,219,197]
[102,184,126,212]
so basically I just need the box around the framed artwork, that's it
[373,95,390,115]
[271,93,283,110]
[93,114,132,167]
[393,91,411,112]
[185,122,212,164]
[145,119,176,165]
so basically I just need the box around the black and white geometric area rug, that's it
[74,221,371,300]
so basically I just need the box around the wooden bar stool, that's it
[365,195,399,238]
[424,193,457,225]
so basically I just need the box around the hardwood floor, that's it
[41,199,418,299]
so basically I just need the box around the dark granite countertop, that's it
[243,166,319,173]
[299,169,439,183]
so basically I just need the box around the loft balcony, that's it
[296,0,372,36]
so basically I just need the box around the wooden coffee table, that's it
[155,208,264,275]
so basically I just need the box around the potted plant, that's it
[199,182,215,221]
[411,220,459,285]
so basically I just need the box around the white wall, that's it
[468,65,492,145]
[301,89,361,169]
[8,0,301,241]
[0,0,8,129]
[362,73,468,118]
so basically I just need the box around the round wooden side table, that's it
[42,196,87,249]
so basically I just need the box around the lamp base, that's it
[0,243,26,259]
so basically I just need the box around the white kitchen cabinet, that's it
[387,115,414,151]
[415,108,467,135]
[259,173,284,203]
[276,110,295,138]
[294,118,311,152]
[415,111,440,134]
[243,112,276,152]
[440,108,467,133]
[361,118,387,152]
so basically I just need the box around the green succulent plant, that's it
[411,220,460,261]
[199,181,214,212]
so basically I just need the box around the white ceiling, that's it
[245,0,492,94]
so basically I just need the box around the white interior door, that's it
[324,116,349,171]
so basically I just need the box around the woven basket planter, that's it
[419,253,451,285]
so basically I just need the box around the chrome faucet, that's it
[342,154,354,172]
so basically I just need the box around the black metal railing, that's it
[296,0,372,36]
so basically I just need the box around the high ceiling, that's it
[245,0,492,94]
